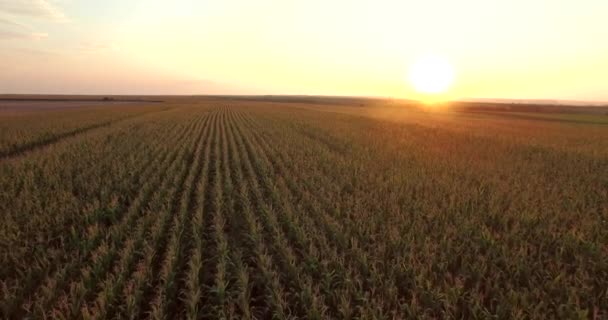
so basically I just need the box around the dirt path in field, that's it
[0,107,169,160]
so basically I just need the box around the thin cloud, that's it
[0,0,66,21]
[0,17,47,40]
[0,29,46,39]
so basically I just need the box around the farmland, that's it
[1,96,607,319]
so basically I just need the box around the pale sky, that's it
[1,0,607,101]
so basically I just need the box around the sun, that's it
[408,53,455,100]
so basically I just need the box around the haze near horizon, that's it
[1,0,607,102]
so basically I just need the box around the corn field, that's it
[1,99,607,319]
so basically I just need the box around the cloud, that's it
[0,1,66,41]
[0,29,47,39]
[0,17,47,40]
[0,0,66,21]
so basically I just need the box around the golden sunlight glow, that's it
[408,54,455,97]
[1,0,607,100]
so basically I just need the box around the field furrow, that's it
[47,112,210,318]
[88,112,216,319]
[129,110,216,320]
[2,113,203,318]
[0,106,168,160]
[1,99,606,319]
[233,110,370,317]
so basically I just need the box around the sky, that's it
[1,0,607,101]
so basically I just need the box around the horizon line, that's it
[1,93,607,107]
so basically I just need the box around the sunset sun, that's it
[408,54,455,100]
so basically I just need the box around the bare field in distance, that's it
[1,96,607,319]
